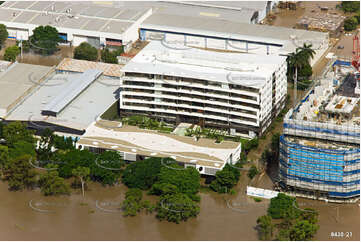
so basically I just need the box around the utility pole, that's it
[20,39,23,62]
[294,67,297,107]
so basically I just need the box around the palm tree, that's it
[296,43,316,64]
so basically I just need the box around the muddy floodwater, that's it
[0,181,359,241]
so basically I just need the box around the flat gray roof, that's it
[0,63,52,116]
[184,1,268,11]
[148,1,257,24]
[141,13,329,53]
[42,69,103,116]
[122,41,286,87]
[0,1,151,35]
[6,71,120,131]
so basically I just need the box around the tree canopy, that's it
[0,24,8,48]
[340,1,360,13]
[101,48,118,64]
[29,25,61,55]
[268,193,299,219]
[2,121,35,148]
[344,16,359,31]
[39,165,70,196]
[3,154,37,191]
[74,42,98,61]
[4,45,20,62]
[156,193,200,224]
[156,162,200,196]
[210,163,240,193]
[122,157,162,190]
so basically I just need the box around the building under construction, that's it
[279,62,360,202]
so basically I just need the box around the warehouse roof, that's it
[141,13,329,53]
[6,70,120,131]
[0,62,52,118]
[0,1,151,35]
[180,1,268,12]
[42,69,103,116]
[122,41,286,87]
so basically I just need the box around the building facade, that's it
[279,71,360,202]
[120,41,287,138]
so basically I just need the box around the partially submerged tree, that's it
[72,166,90,197]
[3,154,37,191]
[39,164,70,196]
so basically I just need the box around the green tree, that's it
[39,164,70,196]
[9,140,36,159]
[248,165,259,179]
[72,166,90,197]
[210,163,240,193]
[156,161,200,196]
[299,208,319,224]
[53,135,75,150]
[91,150,124,185]
[149,182,178,196]
[156,193,200,224]
[256,215,274,240]
[289,220,319,241]
[296,43,316,63]
[57,149,95,178]
[122,188,143,216]
[29,25,61,55]
[276,229,291,241]
[0,145,9,175]
[3,155,37,191]
[267,193,299,219]
[340,1,360,13]
[0,24,8,48]
[122,157,162,190]
[2,121,35,148]
[74,42,98,61]
[344,16,358,31]
[101,48,118,64]
[4,45,20,62]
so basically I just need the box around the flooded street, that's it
[0,177,359,241]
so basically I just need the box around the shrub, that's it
[4,45,20,62]
[344,16,358,31]
[248,165,259,179]
[74,42,98,61]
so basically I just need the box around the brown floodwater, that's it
[0,177,359,241]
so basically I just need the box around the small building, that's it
[77,120,242,176]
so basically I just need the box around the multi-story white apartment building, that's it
[120,41,287,138]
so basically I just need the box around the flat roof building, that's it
[0,62,52,118]
[140,11,329,66]
[0,1,152,48]
[77,119,242,176]
[4,59,120,134]
[120,41,287,138]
